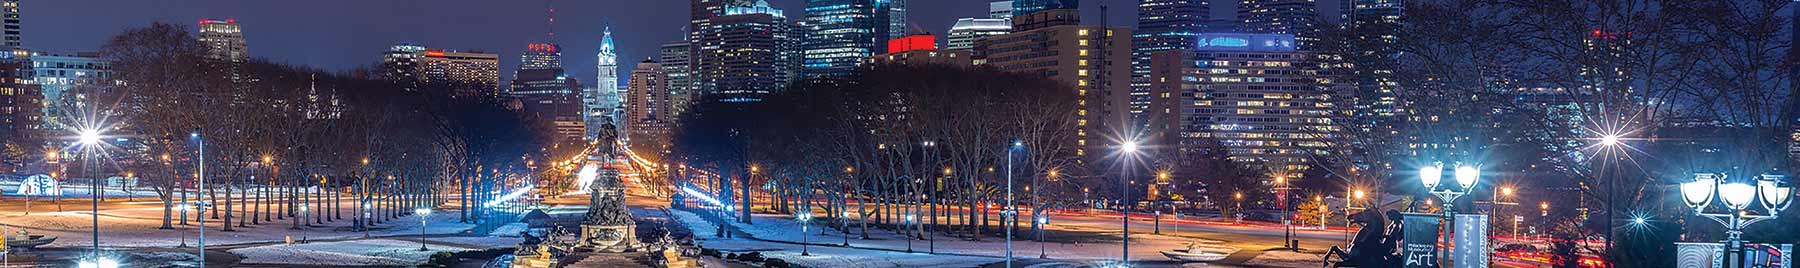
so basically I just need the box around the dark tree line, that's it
[672,64,1085,241]
[53,22,549,233]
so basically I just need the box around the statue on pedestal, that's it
[576,121,639,253]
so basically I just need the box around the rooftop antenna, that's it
[547,0,557,42]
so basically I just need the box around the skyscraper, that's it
[974,23,1131,161]
[802,0,907,78]
[198,19,248,63]
[659,41,695,119]
[2,0,19,48]
[989,1,1014,20]
[512,40,586,142]
[1146,33,1333,170]
[1240,0,1320,49]
[625,60,670,147]
[693,0,800,103]
[1011,0,1076,18]
[945,18,1010,51]
[588,27,620,141]
[1131,0,1210,128]
[0,55,38,158]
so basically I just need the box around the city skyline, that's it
[20,0,1347,88]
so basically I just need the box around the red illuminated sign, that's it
[887,34,936,54]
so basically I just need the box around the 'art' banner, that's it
[1402,213,1442,268]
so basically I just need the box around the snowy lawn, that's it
[228,236,519,266]
[0,199,476,248]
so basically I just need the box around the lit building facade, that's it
[658,41,695,119]
[29,52,110,131]
[3,0,18,48]
[0,55,38,155]
[1146,33,1335,170]
[1011,0,1077,19]
[1132,0,1211,128]
[974,22,1131,160]
[801,0,906,78]
[198,19,248,63]
[989,1,1014,20]
[625,60,671,146]
[382,44,500,98]
[693,1,800,103]
[1240,0,1319,49]
[510,43,586,143]
[946,18,1010,51]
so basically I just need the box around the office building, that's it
[865,34,971,66]
[1011,0,1077,19]
[30,52,110,130]
[1240,0,1320,49]
[1146,33,1334,170]
[802,0,906,78]
[974,22,1131,160]
[946,18,1010,51]
[625,60,671,146]
[658,41,695,120]
[1012,8,1078,32]
[989,1,1014,20]
[382,44,500,98]
[693,0,800,103]
[3,0,19,48]
[198,19,248,63]
[0,53,37,146]
[511,42,586,143]
[588,27,620,141]
[1132,0,1211,128]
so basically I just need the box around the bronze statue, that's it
[1324,209,1404,268]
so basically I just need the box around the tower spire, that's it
[547,0,557,42]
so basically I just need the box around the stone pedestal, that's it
[578,224,639,253]
[511,243,554,268]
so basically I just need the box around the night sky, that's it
[26,0,1341,87]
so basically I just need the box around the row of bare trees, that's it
[672,64,1088,241]
[59,22,548,233]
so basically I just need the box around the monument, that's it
[576,121,640,252]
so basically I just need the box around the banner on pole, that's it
[1453,214,1488,268]
[1402,212,1441,268]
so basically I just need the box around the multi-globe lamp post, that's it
[796,211,813,256]
[1679,172,1793,268]
[416,208,432,251]
[1419,161,1480,267]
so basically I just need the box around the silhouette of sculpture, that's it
[1324,209,1404,268]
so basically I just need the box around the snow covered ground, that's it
[228,236,521,266]
[667,209,1329,268]
[0,199,475,248]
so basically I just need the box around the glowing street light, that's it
[1599,134,1621,147]
[1682,172,1793,268]
[416,208,432,251]
[1420,161,1479,268]
[1114,139,1141,264]
[796,211,814,256]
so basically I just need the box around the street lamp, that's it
[1681,173,1793,268]
[177,203,190,248]
[1116,139,1140,265]
[1421,162,1479,268]
[1005,140,1023,267]
[797,211,813,256]
[73,127,106,263]
[416,208,432,251]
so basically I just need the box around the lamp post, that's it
[177,203,190,248]
[76,128,104,263]
[1277,175,1292,249]
[904,213,915,252]
[1118,140,1139,265]
[1420,162,1480,268]
[1037,214,1048,259]
[1345,189,1365,244]
[1680,172,1793,268]
[1005,140,1021,267]
[191,129,205,268]
[416,208,432,251]
[797,212,813,256]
